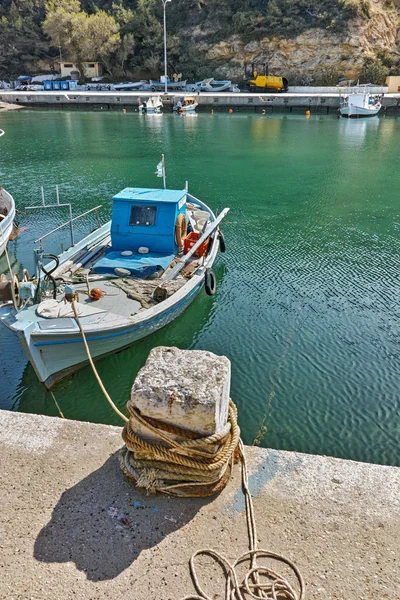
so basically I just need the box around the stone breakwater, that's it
[0,89,399,113]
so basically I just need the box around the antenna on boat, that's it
[156,154,167,188]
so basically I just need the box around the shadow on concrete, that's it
[34,451,211,581]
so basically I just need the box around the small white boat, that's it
[0,187,15,257]
[114,81,148,91]
[0,160,229,388]
[150,78,187,91]
[192,78,231,92]
[174,96,198,113]
[339,91,382,118]
[139,95,163,113]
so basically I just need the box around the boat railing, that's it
[26,185,102,251]
[34,205,102,249]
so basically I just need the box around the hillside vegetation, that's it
[0,0,399,83]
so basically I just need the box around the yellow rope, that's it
[50,391,65,419]
[71,300,128,423]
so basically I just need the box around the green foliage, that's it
[0,0,49,79]
[313,65,343,85]
[359,58,389,84]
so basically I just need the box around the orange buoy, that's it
[305,110,311,117]
[123,109,127,113]
[89,288,103,301]
[228,108,233,113]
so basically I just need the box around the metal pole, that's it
[69,203,75,247]
[41,186,45,206]
[163,0,171,95]
[56,184,60,205]
[162,153,166,189]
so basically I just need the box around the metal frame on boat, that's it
[0,161,229,389]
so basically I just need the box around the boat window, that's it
[248,98,253,103]
[129,206,157,227]
[213,98,219,103]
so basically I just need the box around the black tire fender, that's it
[205,268,216,296]
[218,229,226,253]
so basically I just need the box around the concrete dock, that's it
[1,89,399,113]
[0,409,398,599]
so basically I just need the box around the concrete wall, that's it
[0,90,399,113]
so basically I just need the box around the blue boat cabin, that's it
[93,187,187,279]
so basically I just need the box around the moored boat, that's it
[0,160,229,388]
[173,96,198,113]
[138,95,163,113]
[192,78,231,92]
[150,77,187,91]
[0,187,16,258]
[339,91,382,118]
[114,80,148,91]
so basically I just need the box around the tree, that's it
[44,0,120,78]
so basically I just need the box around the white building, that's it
[58,61,103,79]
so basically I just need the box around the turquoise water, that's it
[0,109,399,466]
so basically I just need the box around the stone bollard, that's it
[120,346,237,497]
[131,346,231,436]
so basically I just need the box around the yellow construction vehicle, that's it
[244,63,288,93]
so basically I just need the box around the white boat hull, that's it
[340,104,381,117]
[0,188,15,257]
[139,95,163,113]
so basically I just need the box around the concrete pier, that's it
[0,409,398,599]
[1,89,399,113]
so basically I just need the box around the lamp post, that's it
[162,0,172,95]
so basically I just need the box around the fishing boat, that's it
[114,81,148,91]
[339,91,383,118]
[173,96,198,113]
[192,78,231,92]
[138,95,163,113]
[150,77,187,91]
[0,187,16,258]
[0,158,229,389]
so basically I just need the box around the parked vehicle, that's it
[244,63,288,93]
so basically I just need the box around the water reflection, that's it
[338,116,379,148]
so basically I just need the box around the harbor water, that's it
[0,109,399,466]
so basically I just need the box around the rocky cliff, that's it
[194,0,400,83]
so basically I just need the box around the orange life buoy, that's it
[175,213,187,247]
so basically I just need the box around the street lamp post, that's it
[162,0,171,95]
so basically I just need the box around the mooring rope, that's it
[71,300,128,423]
[180,439,305,600]
[71,299,305,599]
